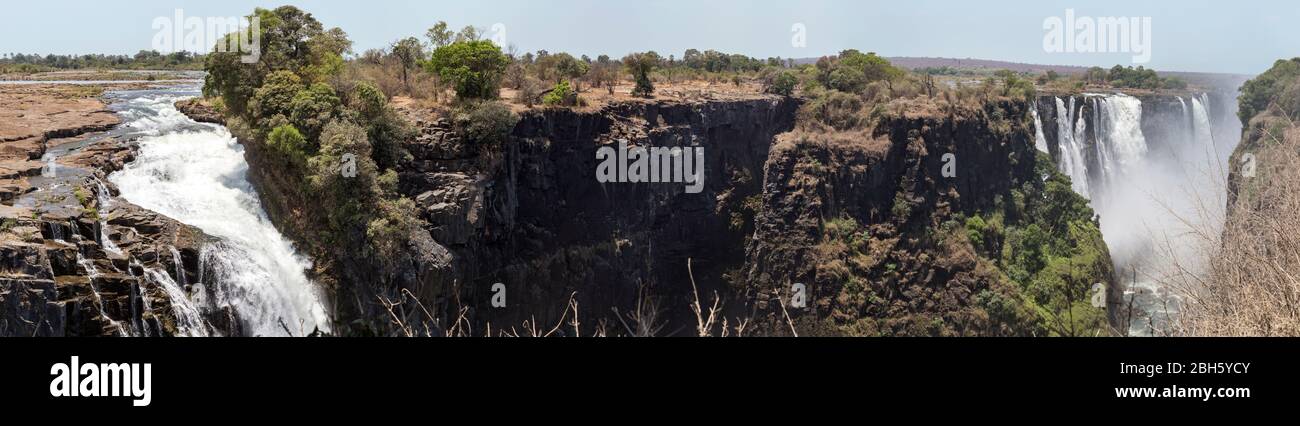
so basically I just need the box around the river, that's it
[101,83,330,336]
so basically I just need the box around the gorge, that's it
[1032,88,1244,335]
[2,78,1248,337]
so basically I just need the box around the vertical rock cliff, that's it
[202,92,1112,336]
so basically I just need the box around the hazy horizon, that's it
[1,0,1295,75]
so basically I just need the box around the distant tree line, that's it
[1080,65,1186,90]
[0,51,206,72]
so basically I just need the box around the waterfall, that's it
[46,222,64,241]
[92,177,123,256]
[127,261,154,337]
[1092,94,1149,193]
[1031,103,1050,153]
[145,268,210,337]
[108,86,331,337]
[1190,94,1216,160]
[1076,100,1092,185]
[1040,92,1239,336]
[168,245,188,287]
[71,240,131,337]
[1054,97,1091,198]
[1177,96,1192,143]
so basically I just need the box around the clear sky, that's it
[1,0,1294,75]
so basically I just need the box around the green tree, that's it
[309,120,378,237]
[623,52,659,98]
[267,124,308,165]
[1238,58,1300,126]
[425,21,453,49]
[828,66,865,92]
[424,40,509,100]
[289,83,342,142]
[249,70,305,125]
[203,6,349,117]
[767,70,798,96]
[543,80,577,106]
[390,37,426,92]
[455,26,480,43]
[837,50,901,83]
[351,82,387,120]
[350,82,412,171]
[540,53,590,87]
[812,50,901,94]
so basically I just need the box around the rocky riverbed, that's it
[0,82,225,336]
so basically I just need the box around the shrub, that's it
[542,80,577,106]
[891,192,912,220]
[250,71,305,124]
[289,83,343,142]
[766,70,798,96]
[798,90,865,131]
[308,120,379,232]
[367,195,420,262]
[350,82,387,121]
[267,124,308,165]
[366,109,414,172]
[453,101,519,146]
[997,70,1035,100]
[518,77,546,107]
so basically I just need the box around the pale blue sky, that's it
[0,0,1294,75]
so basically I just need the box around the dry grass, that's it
[376,258,766,337]
[1172,114,1300,336]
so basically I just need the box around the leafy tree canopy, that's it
[424,40,509,100]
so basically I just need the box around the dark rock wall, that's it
[398,98,800,334]
[742,100,1051,335]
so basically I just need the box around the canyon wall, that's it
[201,93,1112,336]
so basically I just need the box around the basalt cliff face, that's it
[213,96,802,335]
[397,99,801,332]
[190,93,1111,336]
[748,97,1120,336]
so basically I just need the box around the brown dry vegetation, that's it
[1176,114,1300,336]
[1155,59,1300,336]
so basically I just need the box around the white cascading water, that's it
[1053,97,1090,198]
[1030,103,1050,153]
[1091,94,1149,194]
[92,177,124,256]
[1178,97,1191,142]
[1190,94,1218,169]
[1043,92,1236,335]
[108,85,330,336]
[145,268,211,337]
